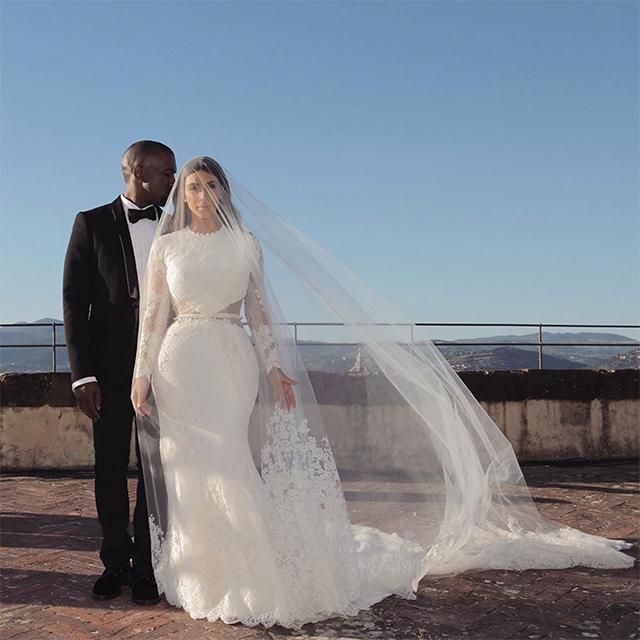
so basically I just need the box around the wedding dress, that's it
[132,157,635,631]
[133,224,426,627]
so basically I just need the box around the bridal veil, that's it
[133,155,634,609]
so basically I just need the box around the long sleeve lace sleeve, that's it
[134,239,172,380]
[244,233,282,375]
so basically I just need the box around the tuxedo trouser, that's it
[91,382,152,571]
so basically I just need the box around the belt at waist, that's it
[174,313,242,321]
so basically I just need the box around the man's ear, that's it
[133,165,145,182]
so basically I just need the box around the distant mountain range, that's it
[1,320,638,373]
[432,331,640,371]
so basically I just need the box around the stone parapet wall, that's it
[1,370,638,471]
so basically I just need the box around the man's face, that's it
[141,152,177,205]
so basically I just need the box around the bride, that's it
[131,156,635,630]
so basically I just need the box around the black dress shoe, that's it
[131,566,161,606]
[92,562,131,600]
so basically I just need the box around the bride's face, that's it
[184,170,222,219]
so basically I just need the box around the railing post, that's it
[538,323,544,370]
[410,323,415,356]
[293,322,298,345]
[52,322,57,373]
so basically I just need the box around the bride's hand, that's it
[131,376,152,416]
[268,367,298,411]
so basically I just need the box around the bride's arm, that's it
[244,233,297,409]
[132,239,171,414]
[244,233,282,375]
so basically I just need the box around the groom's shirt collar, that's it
[121,193,153,214]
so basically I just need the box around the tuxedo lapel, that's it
[110,197,140,307]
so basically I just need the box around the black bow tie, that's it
[127,205,160,224]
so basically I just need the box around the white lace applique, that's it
[148,512,170,593]
[261,404,346,508]
[259,404,363,613]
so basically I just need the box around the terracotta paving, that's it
[1,462,638,640]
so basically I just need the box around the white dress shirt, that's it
[71,195,159,391]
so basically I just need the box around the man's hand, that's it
[131,377,152,417]
[74,381,102,421]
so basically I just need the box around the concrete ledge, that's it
[0,373,76,407]
[457,368,639,402]
[1,370,638,470]
[2,369,638,407]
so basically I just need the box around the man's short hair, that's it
[121,140,173,177]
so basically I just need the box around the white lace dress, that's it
[133,226,426,629]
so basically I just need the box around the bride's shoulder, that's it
[149,229,186,260]
[153,229,187,247]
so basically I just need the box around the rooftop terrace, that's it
[1,461,638,640]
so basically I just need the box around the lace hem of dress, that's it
[146,404,420,629]
[149,501,419,630]
[161,587,417,630]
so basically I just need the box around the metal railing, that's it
[0,321,638,372]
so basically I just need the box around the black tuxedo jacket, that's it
[63,196,143,387]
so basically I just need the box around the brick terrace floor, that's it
[1,462,638,640]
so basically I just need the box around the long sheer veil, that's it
[133,155,634,612]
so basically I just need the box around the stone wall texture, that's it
[1,370,638,471]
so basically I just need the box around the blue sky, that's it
[1,0,638,340]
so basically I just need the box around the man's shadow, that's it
[1,511,100,550]
[1,511,162,609]
[0,566,162,609]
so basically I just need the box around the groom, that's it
[63,140,176,604]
